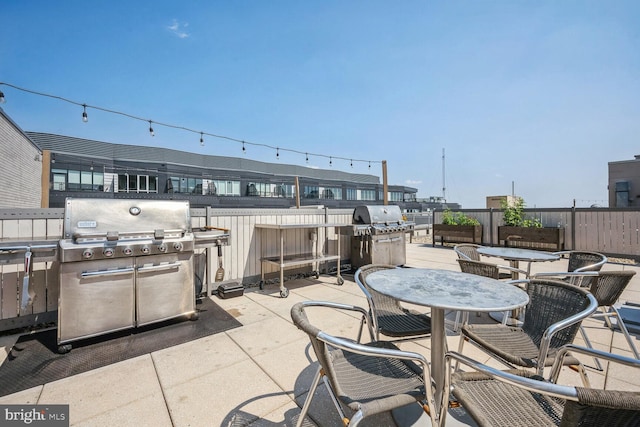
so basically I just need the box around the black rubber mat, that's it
[0,298,242,397]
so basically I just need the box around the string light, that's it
[0,81,384,170]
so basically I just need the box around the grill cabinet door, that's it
[135,252,195,326]
[58,258,136,344]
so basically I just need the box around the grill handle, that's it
[81,267,135,279]
[137,262,181,273]
[376,236,402,243]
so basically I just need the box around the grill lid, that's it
[352,205,403,225]
[63,198,191,241]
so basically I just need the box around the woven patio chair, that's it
[453,259,524,330]
[457,278,597,384]
[290,301,438,427]
[355,264,431,343]
[533,250,607,287]
[579,270,639,370]
[454,244,524,280]
[453,243,482,261]
[442,344,640,427]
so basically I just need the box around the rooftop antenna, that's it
[442,148,446,201]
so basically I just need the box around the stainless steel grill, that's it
[349,205,414,269]
[57,198,199,353]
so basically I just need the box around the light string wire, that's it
[0,82,382,167]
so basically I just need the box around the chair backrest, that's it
[457,258,500,279]
[355,264,403,319]
[522,279,593,348]
[291,302,330,376]
[453,244,481,261]
[589,270,637,307]
[565,251,607,273]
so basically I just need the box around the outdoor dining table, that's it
[476,246,560,279]
[365,267,529,415]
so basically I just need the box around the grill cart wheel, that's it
[189,311,199,321]
[280,288,290,298]
[57,344,72,354]
[337,277,344,286]
[314,271,320,279]
[259,280,265,290]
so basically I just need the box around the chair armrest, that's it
[537,292,598,375]
[496,264,528,276]
[530,271,598,287]
[549,344,640,382]
[295,300,376,342]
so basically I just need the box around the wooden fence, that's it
[431,207,640,258]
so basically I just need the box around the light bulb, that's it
[0,91,5,104]
[329,157,332,167]
[149,121,154,137]
[276,148,279,159]
[82,105,88,123]
[200,132,204,146]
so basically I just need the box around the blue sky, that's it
[2,1,639,208]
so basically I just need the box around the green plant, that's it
[500,198,542,227]
[442,209,480,226]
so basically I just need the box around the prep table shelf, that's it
[255,223,345,297]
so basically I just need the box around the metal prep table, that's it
[255,223,345,298]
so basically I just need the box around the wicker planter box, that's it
[432,224,482,247]
[498,226,565,251]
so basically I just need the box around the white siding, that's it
[0,111,42,208]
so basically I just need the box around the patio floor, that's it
[1,242,639,426]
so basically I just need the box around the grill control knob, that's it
[173,242,184,252]
[141,246,150,254]
[157,244,167,253]
[123,247,133,256]
[82,249,94,259]
[103,247,114,258]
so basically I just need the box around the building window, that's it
[210,180,240,196]
[359,189,376,201]
[321,187,342,200]
[51,168,104,192]
[119,174,158,193]
[389,191,403,202]
[346,188,357,201]
[304,185,319,199]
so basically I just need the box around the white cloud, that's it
[168,19,190,39]
[405,179,422,185]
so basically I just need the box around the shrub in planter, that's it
[498,198,564,250]
[442,209,480,226]
[500,198,541,228]
[433,210,482,246]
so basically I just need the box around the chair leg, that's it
[454,334,466,371]
[609,306,640,359]
[356,316,365,343]
[296,366,322,427]
[579,325,603,371]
